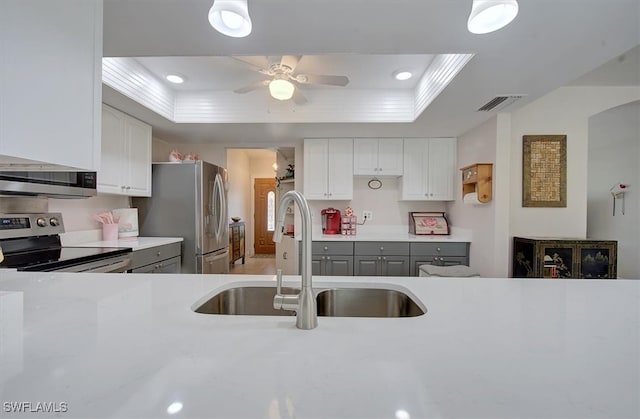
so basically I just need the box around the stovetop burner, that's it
[0,212,132,272]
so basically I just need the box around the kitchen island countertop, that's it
[0,271,637,418]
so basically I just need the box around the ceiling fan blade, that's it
[231,56,269,71]
[292,87,308,105]
[280,55,301,71]
[233,79,269,94]
[296,74,349,86]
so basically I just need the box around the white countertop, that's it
[0,271,637,418]
[67,236,183,251]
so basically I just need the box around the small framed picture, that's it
[409,212,450,235]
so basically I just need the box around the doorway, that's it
[254,177,276,255]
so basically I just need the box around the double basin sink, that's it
[193,284,426,318]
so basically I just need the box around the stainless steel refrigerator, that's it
[133,161,229,274]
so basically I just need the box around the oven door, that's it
[53,254,132,273]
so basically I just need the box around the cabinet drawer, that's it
[311,241,354,255]
[410,242,469,257]
[355,242,409,256]
[132,256,181,273]
[131,242,182,269]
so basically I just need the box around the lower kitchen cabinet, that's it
[131,242,182,274]
[354,242,410,276]
[303,240,470,277]
[301,242,354,276]
[409,242,470,276]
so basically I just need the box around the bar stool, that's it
[419,264,480,277]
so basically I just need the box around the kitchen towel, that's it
[112,208,139,239]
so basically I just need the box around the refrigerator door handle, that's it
[214,173,225,242]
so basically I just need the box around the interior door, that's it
[254,178,276,254]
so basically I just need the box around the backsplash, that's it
[308,177,447,234]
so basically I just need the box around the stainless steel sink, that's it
[194,286,299,316]
[316,288,425,317]
[193,285,426,318]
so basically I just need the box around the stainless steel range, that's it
[0,213,132,273]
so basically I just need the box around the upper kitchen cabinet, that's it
[353,138,403,176]
[303,138,353,200]
[0,0,102,170]
[400,138,457,201]
[99,104,151,196]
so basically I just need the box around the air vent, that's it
[477,95,525,112]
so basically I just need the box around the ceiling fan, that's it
[232,55,349,104]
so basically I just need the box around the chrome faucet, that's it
[272,190,317,330]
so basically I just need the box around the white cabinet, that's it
[400,138,456,201]
[303,138,353,200]
[99,105,152,196]
[0,0,102,170]
[353,138,403,176]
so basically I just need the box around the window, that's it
[267,191,275,231]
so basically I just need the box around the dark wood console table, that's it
[229,221,245,265]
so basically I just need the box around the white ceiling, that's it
[102,0,640,145]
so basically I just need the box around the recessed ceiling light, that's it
[393,71,413,81]
[166,74,185,84]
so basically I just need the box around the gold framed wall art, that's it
[522,135,567,207]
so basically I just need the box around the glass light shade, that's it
[467,0,519,34]
[394,71,413,81]
[269,79,295,101]
[208,0,252,38]
[165,74,184,84]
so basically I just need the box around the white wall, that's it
[226,149,252,257]
[510,86,640,239]
[587,101,640,278]
[447,117,498,277]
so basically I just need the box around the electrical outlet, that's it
[363,210,373,221]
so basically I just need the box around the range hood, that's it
[0,170,97,199]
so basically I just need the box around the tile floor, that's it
[229,255,276,275]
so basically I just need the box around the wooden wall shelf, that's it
[460,163,493,203]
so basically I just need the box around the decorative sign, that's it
[522,135,567,207]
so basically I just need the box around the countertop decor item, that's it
[409,212,450,235]
[231,216,241,223]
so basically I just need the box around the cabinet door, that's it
[382,257,410,276]
[125,116,152,196]
[303,139,329,199]
[400,139,429,200]
[353,138,379,175]
[325,256,353,276]
[327,138,353,200]
[354,257,380,276]
[98,106,126,194]
[0,0,101,170]
[377,139,404,175]
[427,138,456,201]
[310,257,323,276]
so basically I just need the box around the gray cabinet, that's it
[304,240,469,277]
[409,242,470,276]
[354,242,410,276]
[131,242,182,274]
[302,242,354,276]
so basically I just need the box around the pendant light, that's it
[467,0,519,34]
[208,0,252,38]
[269,78,295,101]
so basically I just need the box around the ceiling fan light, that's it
[468,0,519,34]
[208,0,252,38]
[269,79,295,101]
